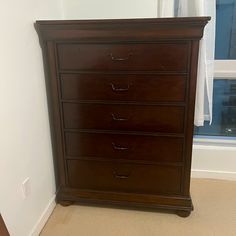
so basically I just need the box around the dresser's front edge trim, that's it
[35,17,210,42]
[56,187,193,212]
[43,42,67,189]
[183,40,200,196]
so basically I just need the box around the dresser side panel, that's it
[43,42,67,189]
[183,40,200,195]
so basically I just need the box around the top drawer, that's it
[57,43,189,72]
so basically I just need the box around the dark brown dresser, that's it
[35,17,209,217]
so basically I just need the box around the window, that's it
[194,78,236,137]
[215,0,236,59]
[194,0,236,139]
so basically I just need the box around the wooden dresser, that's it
[36,17,209,217]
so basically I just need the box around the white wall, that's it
[192,143,236,180]
[0,1,63,235]
[63,0,157,19]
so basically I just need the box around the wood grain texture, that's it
[60,73,187,102]
[57,43,189,72]
[35,17,210,42]
[67,160,182,195]
[64,131,184,163]
[35,17,209,216]
[45,42,67,188]
[62,103,185,133]
[0,214,9,236]
[182,41,201,196]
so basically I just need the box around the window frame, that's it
[193,59,236,145]
[214,60,236,78]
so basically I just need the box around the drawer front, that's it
[61,74,187,102]
[67,160,182,195]
[57,43,189,72]
[63,103,185,133]
[65,132,184,163]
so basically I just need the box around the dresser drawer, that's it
[67,160,182,195]
[57,43,189,72]
[65,132,184,163]
[61,74,187,102]
[63,103,185,133]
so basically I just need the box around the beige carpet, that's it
[40,179,236,236]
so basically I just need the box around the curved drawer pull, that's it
[113,172,130,179]
[110,83,131,92]
[112,142,129,151]
[109,53,132,61]
[111,113,129,121]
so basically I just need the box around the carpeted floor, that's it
[40,179,236,236]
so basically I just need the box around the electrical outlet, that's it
[21,177,31,199]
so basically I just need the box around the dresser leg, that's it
[58,200,74,207]
[176,210,191,217]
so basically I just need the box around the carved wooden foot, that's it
[58,200,74,207]
[176,210,191,217]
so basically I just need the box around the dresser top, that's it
[35,17,210,42]
[36,17,210,25]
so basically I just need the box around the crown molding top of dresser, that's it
[35,17,210,43]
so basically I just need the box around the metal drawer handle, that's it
[113,172,130,179]
[110,83,131,92]
[111,113,129,121]
[112,142,129,151]
[109,53,132,61]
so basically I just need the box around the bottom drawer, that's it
[67,160,182,195]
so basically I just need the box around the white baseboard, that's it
[191,169,236,181]
[30,194,56,236]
